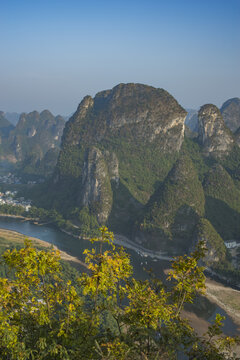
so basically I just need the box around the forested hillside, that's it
[28,84,240,267]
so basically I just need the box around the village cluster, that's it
[0,173,21,185]
[0,190,32,211]
[0,172,45,185]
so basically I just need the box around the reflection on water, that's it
[0,217,238,335]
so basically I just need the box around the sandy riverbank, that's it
[0,214,33,220]
[0,228,87,270]
[205,279,240,329]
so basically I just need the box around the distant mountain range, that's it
[4,112,70,126]
[0,110,66,178]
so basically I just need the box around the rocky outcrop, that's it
[80,147,113,223]
[61,83,187,152]
[54,83,187,225]
[235,127,240,147]
[104,150,119,185]
[198,104,234,158]
[221,98,240,132]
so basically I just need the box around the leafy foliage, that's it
[195,218,227,265]
[0,228,239,359]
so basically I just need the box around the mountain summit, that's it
[221,97,240,133]
[61,83,186,151]
[198,104,234,158]
[48,83,187,226]
[32,84,240,259]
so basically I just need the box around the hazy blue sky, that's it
[0,0,239,115]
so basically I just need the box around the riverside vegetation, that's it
[0,227,240,360]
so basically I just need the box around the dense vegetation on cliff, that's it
[137,154,205,253]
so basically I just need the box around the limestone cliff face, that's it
[61,83,187,152]
[103,150,119,185]
[198,104,234,158]
[235,127,240,147]
[80,147,113,223]
[221,98,240,132]
[79,147,119,223]
[54,83,187,224]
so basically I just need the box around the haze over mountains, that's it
[0,110,65,178]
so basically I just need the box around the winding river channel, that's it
[0,217,239,336]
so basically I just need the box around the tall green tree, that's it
[0,228,239,359]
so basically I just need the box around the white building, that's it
[224,241,237,249]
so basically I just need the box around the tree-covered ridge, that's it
[137,154,205,253]
[204,164,240,213]
[203,163,240,241]
[194,218,226,265]
[0,228,239,359]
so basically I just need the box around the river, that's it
[0,217,239,336]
